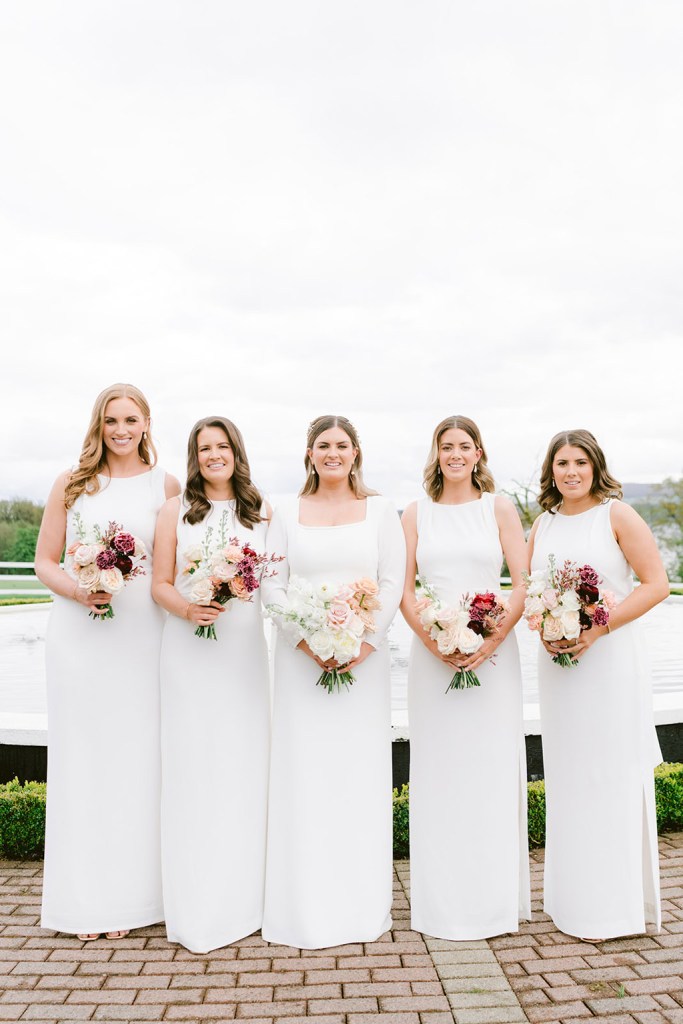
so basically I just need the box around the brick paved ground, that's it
[0,834,681,1023]
[490,833,683,1024]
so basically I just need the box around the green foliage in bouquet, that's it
[0,779,46,859]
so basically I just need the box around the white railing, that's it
[0,562,680,600]
[0,561,49,597]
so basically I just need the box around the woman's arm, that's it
[457,495,527,672]
[151,498,224,627]
[34,473,111,614]
[164,473,182,500]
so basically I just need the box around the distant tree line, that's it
[0,481,681,580]
[0,500,44,572]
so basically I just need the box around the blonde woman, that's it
[261,415,406,949]
[153,417,271,953]
[35,383,180,940]
[401,415,530,939]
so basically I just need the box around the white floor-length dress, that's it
[160,500,270,953]
[41,467,167,934]
[532,500,662,938]
[408,494,530,939]
[261,496,405,949]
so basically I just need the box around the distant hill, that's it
[622,482,657,503]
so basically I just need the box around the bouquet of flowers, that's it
[414,576,508,691]
[67,512,147,621]
[183,524,283,640]
[522,555,615,667]
[266,575,382,693]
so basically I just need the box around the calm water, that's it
[2,600,682,730]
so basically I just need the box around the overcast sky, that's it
[1,1,681,509]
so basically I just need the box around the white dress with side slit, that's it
[532,500,661,938]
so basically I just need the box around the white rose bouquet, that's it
[266,574,382,693]
[414,576,508,691]
[522,555,615,667]
[66,512,147,621]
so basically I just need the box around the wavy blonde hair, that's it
[423,415,495,501]
[64,384,157,509]
[300,415,378,498]
[183,417,264,527]
[538,429,623,512]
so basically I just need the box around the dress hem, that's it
[262,913,392,951]
[41,905,165,935]
[411,916,521,942]
[166,918,263,954]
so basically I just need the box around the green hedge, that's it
[2,768,683,861]
[393,762,683,857]
[0,779,46,859]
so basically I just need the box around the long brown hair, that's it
[538,429,623,512]
[300,415,378,498]
[183,417,263,527]
[423,415,495,501]
[64,383,157,509]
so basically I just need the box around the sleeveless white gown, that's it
[532,500,662,938]
[41,467,167,934]
[261,496,406,949]
[408,494,530,939]
[160,500,270,952]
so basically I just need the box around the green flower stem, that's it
[316,667,356,693]
[446,668,481,692]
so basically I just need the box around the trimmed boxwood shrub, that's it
[390,763,683,858]
[2,768,682,861]
[0,779,46,859]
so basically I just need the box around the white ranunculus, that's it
[559,589,581,612]
[73,544,100,567]
[316,581,335,602]
[308,630,335,661]
[183,544,203,564]
[190,577,214,605]
[77,563,101,591]
[99,567,125,594]
[455,627,484,655]
[560,610,581,640]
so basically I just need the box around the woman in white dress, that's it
[261,415,406,949]
[152,417,271,953]
[35,383,180,940]
[401,415,530,940]
[529,429,669,940]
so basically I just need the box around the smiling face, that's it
[102,396,148,459]
[196,425,235,488]
[438,427,481,484]
[307,426,358,484]
[552,444,595,503]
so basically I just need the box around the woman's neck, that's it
[438,480,481,506]
[102,453,149,479]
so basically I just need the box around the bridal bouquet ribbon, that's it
[183,516,283,640]
[523,555,615,668]
[266,575,382,693]
[67,512,147,621]
[415,576,508,691]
